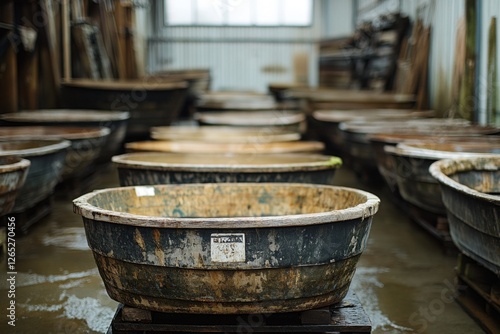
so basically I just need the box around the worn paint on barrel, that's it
[112,153,342,186]
[0,126,110,179]
[73,183,379,314]
[430,156,500,275]
[0,140,69,214]
[0,156,30,216]
[389,138,500,215]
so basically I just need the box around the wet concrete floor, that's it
[0,164,484,333]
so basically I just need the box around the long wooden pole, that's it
[62,0,70,80]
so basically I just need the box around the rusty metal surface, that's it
[0,126,110,180]
[112,153,341,186]
[0,156,30,216]
[0,140,69,214]
[430,156,500,275]
[74,182,379,313]
[0,110,129,164]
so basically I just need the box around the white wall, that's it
[146,0,355,92]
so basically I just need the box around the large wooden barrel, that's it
[387,137,500,215]
[61,79,188,138]
[125,140,325,154]
[73,182,379,314]
[0,110,129,164]
[0,126,110,180]
[430,156,500,275]
[0,140,69,231]
[150,126,300,143]
[112,153,342,186]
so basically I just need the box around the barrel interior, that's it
[450,168,499,195]
[87,184,367,219]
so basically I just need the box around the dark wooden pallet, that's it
[455,253,500,334]
[3,195,53,234]
[407,204,457,255]
[107,291,371,333]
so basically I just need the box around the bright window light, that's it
[164,0,313,26]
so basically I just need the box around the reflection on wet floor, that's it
[0,164,484,333]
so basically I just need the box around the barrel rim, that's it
[73,183,380,228]
[111,152,342,172]
[0,139,71,157]
[1,110,131,122]
[386,142,499,160]
[149,126,301,143]
[194,111,305,126]
[124,140,325,154]
[0,126,111,140]
[312,109,435,123]
[429,156,500,204]
[61,78,188,90]
[0,156,31,173]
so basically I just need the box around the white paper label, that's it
[135,186,155,197]
[211,233,245,263]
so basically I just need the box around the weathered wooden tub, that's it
[311,109,434,154]
[195,111,306,133]
[0,126,110,180]
[61,79,188,138]
[152,69,211,119]
[0,140,69,231]
[0,156,30,216]
[196,91,276,111]
[73,182,379,313]
[112,153,342,186]
[125,140,325,154]
[369,134,499,198]
[287,88,416,111]
[387,137,500,215]
[0,110,129,163]
[150,126,300,143]
[338,119,493,183]
[429,156,500,275]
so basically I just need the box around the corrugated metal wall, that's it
[478,0,500,125]
[148,0,324,92]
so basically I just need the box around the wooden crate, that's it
[107,290,371,333]
[455,253,500,334]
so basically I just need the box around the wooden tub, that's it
[196,91,276,111]
[338,119,493,183]
[73,182,379,313]
[0,140,69,232]
[0,126,110,180]
[125,140,325,154]
[195,111,306,133]
[429,156,500,275]
[61,79,188,138]
[112,153,341,186]
[150,126,300,143]
[287,88,416,111]
[387,137,500,215]
[0,110,129,164]
[311,109,434,154]
[0,156,30,216]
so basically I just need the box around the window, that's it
[165,0,313,26]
